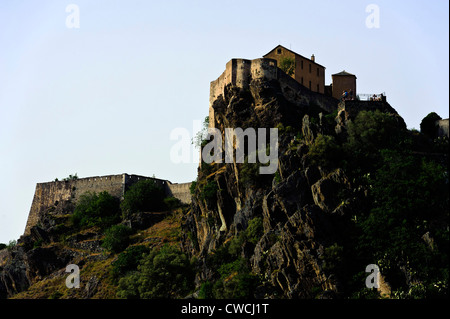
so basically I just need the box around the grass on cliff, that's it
[11,209,185,299]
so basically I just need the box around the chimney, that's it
[311,54,315,62]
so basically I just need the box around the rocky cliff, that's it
[181,69,448,298]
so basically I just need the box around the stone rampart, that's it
[436,119,449,137]
[209,58,279,127]
[166,182,192,205]
[24,174,191,235]
[209,57,339,127]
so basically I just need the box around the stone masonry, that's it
[24,173,191,235]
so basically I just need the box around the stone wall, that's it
[436,119,449,137]
[25,181,74,236]
[209,57,338,128]
[166,182,192,205]
[276,67,338,114]
[338,99,400,118]
[209,58,278,127]
[24,174,191,235]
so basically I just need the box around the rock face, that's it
[0,204,83,298]
[181,68,405,298]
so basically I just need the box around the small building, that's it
[331,70,357,100]
[263,45,325,94]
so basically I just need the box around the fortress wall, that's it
[24,181,74,235]
[251,58,278,81]
[72,174,125,201]
[276,68,338,113]
[209,58,280,128]
[209,57,337,122]
[24,174,126,235]
[24,174,192,235]
[166,182,192,204]
[209,59,235,127]
[233,59,252,88]
[436,119,449,137]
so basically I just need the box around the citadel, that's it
[24,44,449,237]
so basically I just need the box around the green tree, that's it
[101,224,133,254]
[71,191,121,229]
[344,110,406,172]
[121,180,166,218]
[357,149,449,295]
[420,112,441,139]
[200,180,218,204]
[308,134,342,168]
[117,271,141,299]
[117,245,194,299]
[279,57,295,76]
[164,196,182,210]
[111,245,149,280]
[212,258,259,299]
[193,116,210,149]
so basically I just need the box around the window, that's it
[277,48,282,54]
[317,68,320,76]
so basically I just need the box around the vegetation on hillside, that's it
[188,108,448,299]
[2,107,448,300]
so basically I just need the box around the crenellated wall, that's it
[209,57,339,129]
[24,174,191,235]
[209,58,278,127]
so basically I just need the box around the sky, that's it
[0,0,448,243]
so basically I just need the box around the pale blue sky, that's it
[0,0,448,243]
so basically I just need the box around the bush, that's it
[323,109,338,129]
[345,110,404,155]
[117,245,194,299]
[111,245,149,280]
[357,150,449,293]
[308,134,342,168]
[227,217,263,257]
[189,180,197,195]
[164,196,182,210]
[117,271,141,299]
[71,191,121,229]
[200,180,218,203]
[246,217,263,245]
[239,159,272,188]
[198,281,214,299]
[102,224,133,254]
[279,57,295,76]
[344,110,406,173]
[212,258,259,299]
[121,180,166,218]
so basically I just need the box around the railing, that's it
[356,92,386,101]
